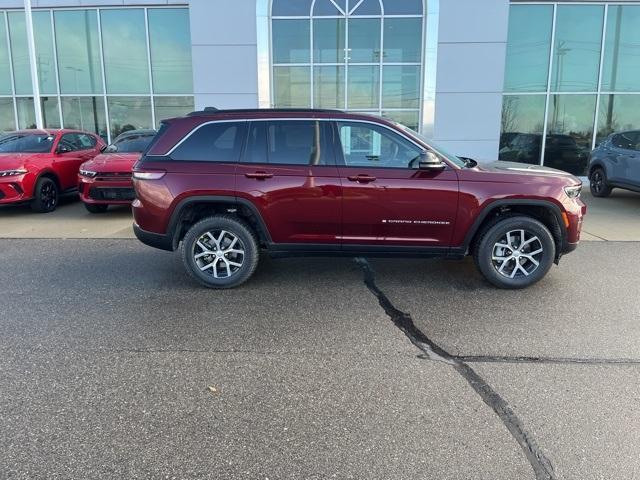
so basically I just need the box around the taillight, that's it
[132,171,165,180]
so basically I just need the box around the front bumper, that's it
[0,177,30,204]
[79,174,135,205]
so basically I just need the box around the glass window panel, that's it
[601,6,640,93]
[313,0,343,16]
[33,11,56,95]
[314,65,344,108]
[382,65,420,108]
[107,96,152,139]
[8,12,32,95]
[0,13,14,95]
[148,9,193,94]
[61,96,107,141]
[101,9,149,94]
[54,10,102,95]
[41,96,60,128]
[550,6,604,93]
[272,20,310,64]
[171,122,246,162]
[272,0,313,16]
[383,18,422,63]
[382,110,419,131]
[382,0,423,16]
[16,97,35,129]
[273,66,310,107]
[499,95,546,165]
[265,121,333,165]
[504,5,553,93]
[544,94,596,175]
[596,94,640,145]
[0,98,15,132]
[313,19,345,63]
[347,65,379,109]
[348,19,380,63]
[154,96,195,128]
[351,0,381,16]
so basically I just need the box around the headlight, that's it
[0,169,27,177]
[79,169,97,178]
[564,184,582,199]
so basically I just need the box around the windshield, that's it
[106,133,155,153]
[394,123,467,168]
[0,134,55,153]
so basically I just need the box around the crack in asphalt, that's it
[457,355,640,365]
[355,258,556,480]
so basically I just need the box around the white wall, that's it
[432,0,509,162]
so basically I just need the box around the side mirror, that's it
[419,151,446,171]
[56,144,71,154]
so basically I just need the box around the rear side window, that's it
[171,121,246,162]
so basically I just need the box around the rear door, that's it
[235,120,341,246]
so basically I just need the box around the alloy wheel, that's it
[592,171,604,194]
[491,229,544,279]
[192,230,245,279]
[41,182,57,210]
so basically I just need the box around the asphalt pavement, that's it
[1,239,639,479]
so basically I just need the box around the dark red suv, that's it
[132,108,586,289]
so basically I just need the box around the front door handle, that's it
[347,174,376,183]
[245,171,273,180]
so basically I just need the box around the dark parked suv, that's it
[132,108,586,289]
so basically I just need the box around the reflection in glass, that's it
[314,66,344,108]
[148,9,193,94]
[383,18,422,63]
[545,94,596,175]
[601,6,640,93]
[16,97,35,129]
[314,19,345,64]
[348,19,380,63]
[54,10,102,95]
[382,66,420,109]
[348,66,379,109]
[382,110,419,131]
[8,12,32,95]
[41,97,60,128]
[107,96,152,138]
[351,0,381,16]
[550,5,604,92]
[596,95,640,145]
[383,0,423,16]
[61,96,107,141]
[504,5,553,92]
[499,95,546,165]
[272,20,310,64]
[154,96,195,128]
[101,9,149,94]
[0,13,11,95]
[0,98,15,132]
[272,0,313,16]
[273,66,310,107]
[313,0,343,16]
[33,11,57,95]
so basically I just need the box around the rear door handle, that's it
[245,171,273,180]
[347,174,376,183]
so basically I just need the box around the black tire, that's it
[84,203,109,214]
[180,215,259,289]
[590,167,612,197]
[30,176,59,213]
[473,215,556,289]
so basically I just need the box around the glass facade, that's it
[501,3,640,175]
[0,7,194,140]
[270,0,425,130]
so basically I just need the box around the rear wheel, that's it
[590,167,612,197]
[30,177,59,213]
[180,215,259,289]
[473,215,556,289]
[84,203,109,214]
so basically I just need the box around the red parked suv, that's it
[132,108,586,289]
[0,129,105,212]
[78,129,156,213]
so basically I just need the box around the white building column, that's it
[24,0,43,128]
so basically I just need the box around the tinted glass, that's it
[154,96,195,128]
[272,0,313,16]
[107,97,152,138]
[16,97,35,129]
[273,66,310,107]
[101,9,149,94]
[272,20,310,64]
[348,66,379,109]
[78,133,97,149]
[383,18,422,63]
[351,0,381,16]
[59,133,82,152]
[54,10,102,95]
[8,12,32,95]
[550,5,604,92]
[611,132,640,151]
[314,19,345,63]
[148,9,193,94]
[261,121,332,166]
[41,97,61,128]
[109,133,155,153]
[601,6,640,92]
[504,5,553,93]
[314,66,344,108]
[499,95,546,165]
[171,122,246,162]
[0,98,15,132]
[382,0,423,15]
[313,0,343,16]
[0,133,54,153]
[596,94,640,145]
[382,65,420,109]
[337,122,422,168]
[348,19,380,63]
[0,13,11,95]
[545,94,596,175]
[33,11,57,95]
[61,96,107,141]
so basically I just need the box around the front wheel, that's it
[30,177,59,213]
[180,215,259,289]
[473,216,556,289]
[590,167,612,197]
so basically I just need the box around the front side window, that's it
[611,132,640,151]
[0,134,55,153]
[171,122,246,162]
[337,122,422,169]
[60,133,81,152]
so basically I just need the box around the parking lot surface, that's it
[1,239,639,479]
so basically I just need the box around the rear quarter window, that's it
[170,121,247,162]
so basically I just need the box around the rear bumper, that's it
[133,223,174,251]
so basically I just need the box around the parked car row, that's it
[0,128,155,214]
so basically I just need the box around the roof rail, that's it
[186,107,344,117]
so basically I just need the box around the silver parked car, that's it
[588,131,640,197]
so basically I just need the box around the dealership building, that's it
[0,0,639,174]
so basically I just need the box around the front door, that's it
[335,121,458,248]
